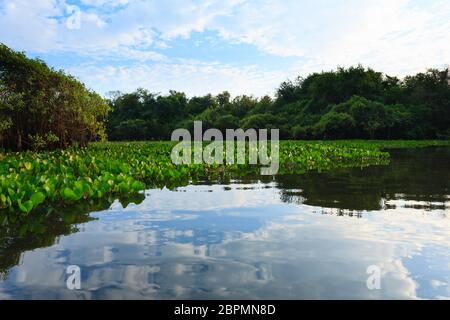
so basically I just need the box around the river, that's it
[0,148,449,299]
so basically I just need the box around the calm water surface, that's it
[0,148,449,299]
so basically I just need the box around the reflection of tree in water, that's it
[190,148,449,216]
[0,194,145,279]
[277,148,450,214]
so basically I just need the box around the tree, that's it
[348,97,386,139]
[0,44,109,150]
[240,114,280,130]
[314,112,355,139]
[105,66,450,141]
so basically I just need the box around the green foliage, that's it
[1,140,449,214]
[1,44,449,144]
[314,112,355,139]
[106,65,449,141]
[240,114,280,130]
[0,43,110,151]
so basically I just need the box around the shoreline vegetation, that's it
[1,44,450,218]
[1,140,449,218]
[1,43,449,153]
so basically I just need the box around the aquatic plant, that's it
[0,140,448,215]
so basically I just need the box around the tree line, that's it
[1,43,449,151]
[0,44,109,151]
[107,66,450,141]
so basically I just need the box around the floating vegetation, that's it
[0,140,448,216]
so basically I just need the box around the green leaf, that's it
[118,181,129,193]
[17,191,26,201]
[131,181,145,192]
[74,181,84,193]
[30,192,46,206]
[61,188,80,201]
[19,200,34,214]
[73,181,84,198]
[120,163,129,173]
[24,162,33,170]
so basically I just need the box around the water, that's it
[0,148,449,300]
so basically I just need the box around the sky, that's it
[1,0,449,97]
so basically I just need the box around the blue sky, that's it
[1,0,449,97]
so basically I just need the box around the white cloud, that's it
[1,0,449,95]
[79,0,129,6]
[211,0,450,75]
[68,59,287,96]
[0,0,61,52]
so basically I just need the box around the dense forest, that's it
[0,44,109,151]
[1,44,450,152]
[107,66,450,141]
